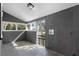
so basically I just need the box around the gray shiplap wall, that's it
[2,31,36,44]
[45,7,73,55]
[2,31,26,43]
[3,12,26,23]
[73,5,79,55]
[34,5,79,56]
[26,31,36,44]
[0,3,1,40]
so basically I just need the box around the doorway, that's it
[36,20,46,47]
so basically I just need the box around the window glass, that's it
[17,24,26,30]
[2,22,27,31]
[31,21,36,30]
[5,23,16,30]
[27,23,31,30]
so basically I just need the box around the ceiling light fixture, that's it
[27,3,35,9]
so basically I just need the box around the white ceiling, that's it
[3,3,79,22]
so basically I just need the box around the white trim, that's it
[2,30,36,32]
[1,3,3,38]
[2,21,26,25]
[36,31,39,45]
[16,23,18,30]
[2,30,27,32]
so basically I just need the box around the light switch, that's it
[49,29,54,35]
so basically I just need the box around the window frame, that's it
[2,21,27,31]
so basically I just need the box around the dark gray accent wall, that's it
[26,31,36,44]
[45,7,73,56]
[73,5,79,55]
[2,31,26,43]
[0,3,1,40]
[3,12,26,23]
[33,5,79,56]
[2,31,36,44]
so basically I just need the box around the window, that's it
[2,21,27,31]
[27,23,31,30]
[5,23,16,30]
[26,21,36,31]
[17,24,26,30]
[31,21,36,30]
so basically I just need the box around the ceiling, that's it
[3,3,79,22]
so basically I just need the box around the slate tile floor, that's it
[1,41,63,56]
